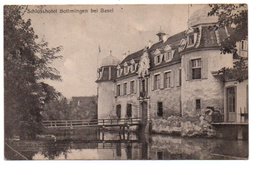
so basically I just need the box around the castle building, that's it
[96,6,248,124]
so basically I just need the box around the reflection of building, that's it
[96,5,248,124]
[70,96,97,120]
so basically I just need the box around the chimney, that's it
[156,27,167,42]
[162,34,168,43]
[156,31,166,42]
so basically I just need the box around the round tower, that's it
[180,5,233,117]
[96,52,120,120]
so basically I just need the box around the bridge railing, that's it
[42,118,141,128]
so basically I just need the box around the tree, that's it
[208,4,248,82]
[208,4,248,54]
[4,6,62,139]
[42,96,71,121]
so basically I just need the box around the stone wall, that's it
[181,49,233,117]
[149,63,181,118]
[115,75,139,119]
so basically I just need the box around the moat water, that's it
[5,131,248,160]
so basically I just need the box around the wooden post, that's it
[123,126,125,140]
[119,130,122,140]
[127,131,130,140]
[97,127,100,140]
[101,127,104,140]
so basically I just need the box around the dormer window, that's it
[117,65,123,77]
[154,55,162,65]
[164,50,175,62]
[153,49,162,66]
[123,62,129,75]
[187,33,197,48]
[188,34,195,45]
[130,59,137,73]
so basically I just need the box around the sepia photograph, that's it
[4,4,248,160]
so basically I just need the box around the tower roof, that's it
[99,51,120,67]
[188,5,218,27]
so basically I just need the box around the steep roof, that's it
[116,25,229,79]
[120,49,144,65]
[181,26,229,53]
[119,31,185,66]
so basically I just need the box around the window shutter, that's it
[171,71,174,87]
[202,57,208,79]
[160,73,164,89]
[175,69,180,86]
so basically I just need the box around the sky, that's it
[24,4,203,98]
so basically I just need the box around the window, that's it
[126,104,132,118]
[164,52,172,62]
[130,64,137,73]
[116,84,121,96]
[164,71,171,88]
[130,80,135,94]
[154,74,161,90]
[124,63,129,75]
[196,99,201,110]
[227,87,236,112]
[117,65,122,77]
[154,55,160,65]
[187,34,195,45]
[191,59,202,79]
[116,104,121,119]
[123,82,127,95]
[124,67,128,74]
[140,79,147,97]
[130,59,136,72]
[157,102,163,117]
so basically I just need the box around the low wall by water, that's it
[151,115,216,137]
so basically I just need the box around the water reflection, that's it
[6,131,248,160]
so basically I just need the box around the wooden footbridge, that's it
[41,118,142,129]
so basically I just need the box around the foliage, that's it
[42,97,71,120]
[4,6,62,139]
[216,58,248,82]
[208,4,248,82]
[208,4,248,54]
